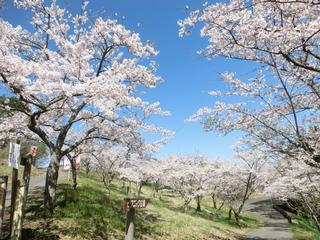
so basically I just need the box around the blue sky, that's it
[0,0,258,161]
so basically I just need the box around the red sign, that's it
[30,146,38,157]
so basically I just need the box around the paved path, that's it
[239,197,293,240]
[5,170,68,207]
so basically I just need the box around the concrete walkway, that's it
[5,170,68,207]
[240,197,293,240]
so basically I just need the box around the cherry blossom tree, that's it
[265,156,320,229]
[89,143,128,192]
[230,147,268,224]
[0,0,172,210]
[163,155,211,212]
[181,0,320,170]
[180,0,320,226]
[118,155,162,197]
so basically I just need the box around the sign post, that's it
[125,206,135,240]
[0,176,8,237]
[123,198,150,240]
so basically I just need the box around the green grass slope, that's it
[291,214,320,240]
[22,172,262,240]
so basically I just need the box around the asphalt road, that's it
[5,170,68,207]
[239,197,293,240]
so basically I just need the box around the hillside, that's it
[20,172,262,240]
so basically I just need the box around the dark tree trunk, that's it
[273,204,292,224]
[218,201,225,210]
[153,182,159,198]
[232,172,253,225]
[44,151,60,212]
[234,211,240,225]
[196,195,201,212]
[183,198,191,212]
[137,183,143,198]
[102,174,108,188]
[212,194,217,209]
[228,208,233,220]
[70,158,77,190]
[85,164,90,175]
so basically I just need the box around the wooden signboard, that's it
[123,198,150,240]
[123,198,150,211]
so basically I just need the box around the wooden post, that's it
[125,206,135,240]
[9,168,18,235]
[0,176,8,237]
[11,180,26,240]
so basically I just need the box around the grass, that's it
[20,171,263,240]
[291,214,320,240]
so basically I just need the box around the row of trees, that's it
[179,0,320,230]
[83,143,268,225]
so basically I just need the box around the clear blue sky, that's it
[1,0,257,161]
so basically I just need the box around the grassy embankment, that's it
[291,214,320,240]
[21,171,262,240]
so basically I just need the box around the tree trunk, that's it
[273,204,292,224]
[196,195,201,212]
[183,198,191,212]
[311,214,320,231]
[137,183,143,198]
[228,208,233,220]
[102,174,109,189]
[232,172,253,225]
[302,196,320,231]
[70,159,77,190]
[85,163,90,175]
[184,203,188,213]
[212,194,217,209]
[234,211,240,226]
[218,201,225,210]
[44,151,60,212]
